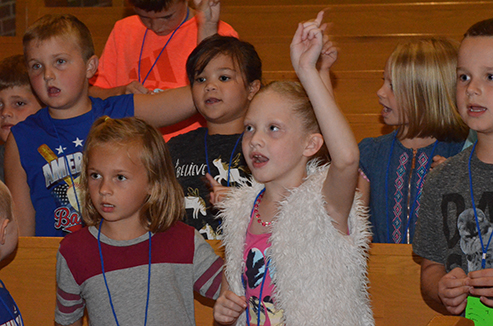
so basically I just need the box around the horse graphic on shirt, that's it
[184,188,206,219]
[213,154,250,185]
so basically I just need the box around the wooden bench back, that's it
[0,237,462,326]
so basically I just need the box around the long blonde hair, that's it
[81,117,184,233]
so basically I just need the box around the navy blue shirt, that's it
[359,131,464,243]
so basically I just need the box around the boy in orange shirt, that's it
[90,0,238,140]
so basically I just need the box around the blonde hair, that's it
[389,38,468,142]
[0,181,13,222]
[258,81,329,162]
[23,14,95,61]
[81,117,184,233]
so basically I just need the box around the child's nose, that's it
[466,78,481,97]
[205,81,217,92]
[99,179,112,195]
[43,66,55,81]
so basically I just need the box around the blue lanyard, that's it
[0,280,23,326]
[385,132,438,243]
[204,130,243,187]
[98,221,152,326]
[243,188,269,326]
[138,7,189,86]
[468,141,493,269]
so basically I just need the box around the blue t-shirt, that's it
[0,280,22,325]
[11,95,134,236]
[359,131,464,243]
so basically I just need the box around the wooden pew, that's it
[0,0,488,143]
[0,237,474,326]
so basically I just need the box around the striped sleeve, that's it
[55,250,85,325]
[192,230,224,299]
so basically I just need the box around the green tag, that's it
[465,296,493,325]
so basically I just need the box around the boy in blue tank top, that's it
[5,14,208,236]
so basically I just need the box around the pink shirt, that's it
[243,219,284,325]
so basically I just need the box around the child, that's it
[413,18,493,316]
[0,54,43,182]
[5,14,199,237]
[0,181,22,325]
[358,38,469,244]
[55,116,223,326]
[213,12,373,326]
[90,0,238,140]
[167,34,261,239]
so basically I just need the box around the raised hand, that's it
[290,10,327,73]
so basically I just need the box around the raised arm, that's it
[194,0,220,43]
[133,85,196,128]
[4,134,36,236]
[291,11,359,234]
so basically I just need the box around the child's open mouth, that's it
[205,98,221,105]
[48,87,61,96]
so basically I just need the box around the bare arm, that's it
[291,12,359,234]
[133,85,196,128]
[194,0,220,43]
[89,81,150,100]
[357,174,370,207]
[5,134,35,236]
[421,259,470,315]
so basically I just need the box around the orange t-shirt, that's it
[91,15,238,140]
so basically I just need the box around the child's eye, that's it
[488,74,493,81]
[31,63,41,70]
[56,59,66,65]
[269,125,279,132]
[116,175,127,181]
[195,77,206,83]
[458,74,470,82]
[219,76,231,82]
[90,172,101,180]
[245,125,254,132]
[14,101,26,108]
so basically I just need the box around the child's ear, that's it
[303,133,324,157]
[247,80,261,100]
[85,55,99,79]
[0,218,9,245]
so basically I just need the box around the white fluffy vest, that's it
[219,164,374,326]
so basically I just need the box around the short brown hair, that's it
[0,55,31,92]
[389,38,468,142]
[129,0,185,12]
[81,116,184,233]
[187,34,262,87]
[258,81,329,163]
[0,181,13,222]
[23,14,95,61]
[464,18,493,37]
